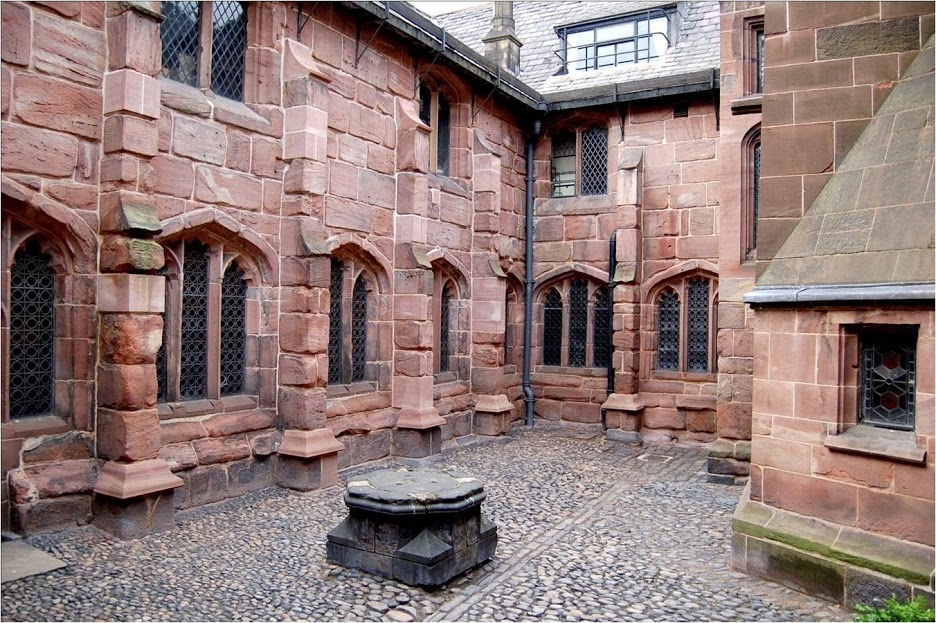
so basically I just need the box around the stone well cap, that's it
[345,468,486,515]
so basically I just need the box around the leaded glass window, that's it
[328,260,343,385]
[551,132,576,198]
[220,263,246,396]
[351,277,367,382]
[179,242,209,399]
[581,127,608,196]
[755,28,765,94]
[568,280,588,367]
[593,287,611,369]
[752,140,761,250]
[543,289,563,366]
[159,1,246,101]
[156,268,169,402]
[860,331,916,431]
[9,241,55,418]
[440,285,452,373]
[657,289,679,371]
[686,279,709,372]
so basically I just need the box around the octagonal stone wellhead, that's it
[325,467,498,587]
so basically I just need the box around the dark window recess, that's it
[686,278,710,372]
[568,279,588,367]
[581,127,608,196]
[551,132,577,198]
[752,140,761,251]
[673,103,689,118]
[593,287,611,369]
[220,263,246,396]
[351,277,368,382]
[657,289,679,371]
[418,84,432,125]
[755,28,765,93]
[328,260,343,385]
[860,331,916,431]
[156,268,169,402]
[440,285,452,373]
[543,289,563,366]
[437,93,451,176]
[9,241,55,418]
[160,1,200,87]
[179,242,210,400]
[210,1,247,101]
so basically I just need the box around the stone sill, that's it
[651,370,717,383]
[533,365,609,378]
[327,381,379,399]
[730,94,762,114]
[733,490,934,585]
[157,395,259,421]
[825,425,927,465]
[535,194,614,216]
[427,173,469,197]
[159,77,277,136]
[1,415,71,440]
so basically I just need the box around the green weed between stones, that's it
[854,595,935,622]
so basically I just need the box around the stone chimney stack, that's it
[482,1,522,75]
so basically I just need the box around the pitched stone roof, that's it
[432,1,720,94]
[758,36,935,288]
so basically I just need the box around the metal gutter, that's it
[743,283,936,305]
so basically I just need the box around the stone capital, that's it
[278,428,344,459]
[396,407,446,430]
[94,459,183,500]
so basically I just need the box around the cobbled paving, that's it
[2,428,851,622]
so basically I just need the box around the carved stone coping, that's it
[601,393,645,413]
[344,468,485,516]
[474,394,513,414]
[94,459,183,499]
[278,429,344,459]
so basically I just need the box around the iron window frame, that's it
[540,278,613,369]
[857,327,917,432]
[556,7,676,74]
[653,275,718,375]
[742,126,761,260]
[327,259,375,387]
[418,83,452,177]
[549,125,609,198]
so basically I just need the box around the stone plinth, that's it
[326,468,497,588]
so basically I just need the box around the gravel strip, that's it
[2,428,851,622]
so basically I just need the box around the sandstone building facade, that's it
[0,0,932,606]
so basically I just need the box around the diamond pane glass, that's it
[551,132,576,197]
[328,260,343,385]
[220,263,246,396]
[687,278,710,372]
[861,333,916,431]
[351,277,367,382]
[440,284,452,372]
[180,242,209,399]
[569,280,588,367]
[437,93,451,176]
[156,268,169,402]
[543,289,563,366]
[211,1,246,101]
[657,289,679,371]
[9,242,55,418]
[581,127,607,196]
[160,1,199,87]
[753,140,761,251]
[593,287,611,369]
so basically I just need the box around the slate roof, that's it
[758,36,935,288]
[432,1,720,94]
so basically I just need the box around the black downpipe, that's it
[522,120,541,427]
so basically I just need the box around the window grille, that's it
[860,332,916,431]
[437,93,451,177]
[351,277,367,382]
[686,278,709,372]
[568,280,588,367]
[581,127,608,196]
[657,290,679,371]
[328,260,343,385]
[156,269,169,402]
[9,242,55,418]
[543,289,563,366]
[551,132,576,198]
[179,242,209,399]
[220,264,246,396]
[593,287,611,369]
[440,285,452,372]
[210,2,247,101]
[160,1,200,87]
[753,140,761,251]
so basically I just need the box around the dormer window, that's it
[558,8,675,74]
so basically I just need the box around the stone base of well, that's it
[326,467,497,588]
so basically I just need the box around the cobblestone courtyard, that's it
[2,428,851,622]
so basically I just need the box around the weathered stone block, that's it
[15,73,103,139]
[227,458,274,497]
[92,492,175,540]
[192,436,251,466]
[392,427,441,459]
[21,431,94,464]
[97,408,161,461]
[13,495,92,535]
